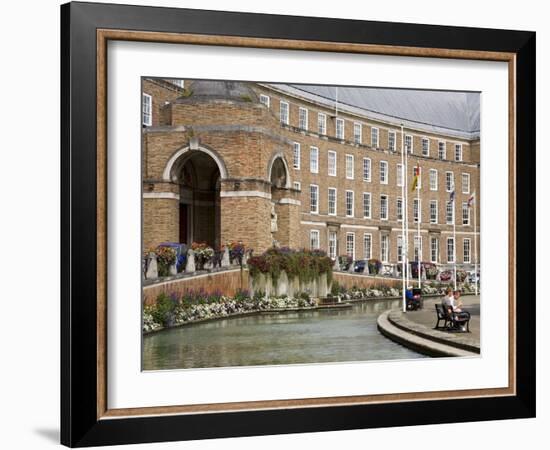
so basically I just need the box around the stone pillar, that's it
[318,273,328,298]
[270,187,301,249]
[276,271,289,297]
[169,262,177,276]
[220,188,272,254]
[221,247,230,267]
[185,249,196,273]
[363,263,370,275]
[348,261,355,273]
[333,257,340,272]
[393,264,400,278]
[145,253,158,279]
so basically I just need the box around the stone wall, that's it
[142,197,179,250]
[143,268,249,305]
[333,272,402,290]
[249,271,329,299]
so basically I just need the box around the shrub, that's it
[150,292,178,326]
[247,247,333,285]
[234,289,250,302]
[330,280,341,296]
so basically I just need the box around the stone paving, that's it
[391,294,480,352]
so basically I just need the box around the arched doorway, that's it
[268,155,297,248]
[170,150,222,248]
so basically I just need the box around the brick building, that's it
[142,78,480,268]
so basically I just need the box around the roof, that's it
[265,83,480,140]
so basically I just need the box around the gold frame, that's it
[96,29,516,420]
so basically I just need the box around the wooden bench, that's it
[435,304,471,332]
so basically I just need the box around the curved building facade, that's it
[142,78,480,268]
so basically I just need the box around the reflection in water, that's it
[142,299,425,370]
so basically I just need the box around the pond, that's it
[142,298,425,371]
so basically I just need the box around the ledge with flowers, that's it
[143,279,479,334]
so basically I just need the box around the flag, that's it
[411,166,420,192]
[449,190,455,203]
[467,192,476,207]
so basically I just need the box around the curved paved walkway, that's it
[377,295,480,357]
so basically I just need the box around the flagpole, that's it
[404,127,409,291]
[473,192,478,296]
[453,187,457,291]
[417,167,421,289]
[401,124,406,312]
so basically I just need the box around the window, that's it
[293,142,301,169]
[429,169,438,191]
[336,118,345,139]
[346,154,354,179]
[310,147,319,173]
[318,113,326,135]
[345,190,354,217]
[142,93,152,126]
[353,122,362,144]
[455,143,463,161]
[445,171,454,192]
[170,79,185,88]
[462,173,470,194]
[413,198,421,223]
[447,237,455,263]
[405,134,413,154]
[388,131,396,152]
[280,101,289,125]
[259,94,270,107]
[463,238,472,263]
[422,137,430,156]
[310,185,319,214]
[462,202,470,225]
[414,236,422,261]
[397,198,403,221]
[328,188,337,215]
[364,234,372,260]
[293,181,301,191]
[371,127,379,147]
[299,107,308,130]
[380,161,388,184]
[430,200,438,224]
[380,195,388,220]
[328,150,337,176]
[363,192,371,218]
[397,164,403,187]
[413,166,422,189]
[310,230,320,250]
[397,235,403,263]
[438,141,446,160]
[446,201,454,224]
[431,237,439,263]
[328,232,337,259]
[346,233,356,260]
[381,234,390,263]
[363,158,371,181]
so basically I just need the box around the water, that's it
[142,299,425,371]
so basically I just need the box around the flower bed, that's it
[247,247,333,284]
[143,290,317,333]
[328,280,477,302]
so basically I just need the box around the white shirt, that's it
[442,295,455,308]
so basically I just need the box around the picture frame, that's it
[60,1,535,447]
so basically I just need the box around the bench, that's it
[435,304,471,332]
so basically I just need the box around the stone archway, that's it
[267,154,300,249]
[168,149,222,248]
